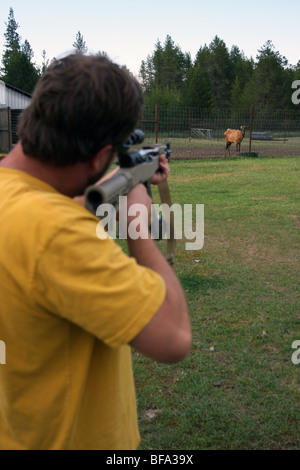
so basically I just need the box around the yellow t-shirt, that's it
[0,168,166,450]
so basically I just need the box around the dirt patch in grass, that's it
[170,144,300,160]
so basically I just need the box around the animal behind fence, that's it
[224,125,247,156]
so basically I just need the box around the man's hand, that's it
[150,154,170,185]
[125,184,152,237]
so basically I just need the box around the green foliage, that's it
[73,31,88,54]
[144,86,182,107]
[201,36,233,108]
[40,50,50,76]
[230,46,254,107]
[134,156,300,450]
[294,61,300,80]
[140,35,299,110]
[3,7,20,51]
[2,48,40,94]
[1,8,40,93]
[184,63,213,108]
[242,40,289,109]
[140,35,192,105]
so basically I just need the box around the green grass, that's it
[132,155,300,450]
[143,136,300,150]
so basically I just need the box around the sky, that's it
[0,0,299,78]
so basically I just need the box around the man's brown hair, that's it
[17,53,143,166]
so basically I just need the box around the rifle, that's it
[84,130,170,211]
[84,130,175,265]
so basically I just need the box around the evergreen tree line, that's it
[0,8,89,94]
[140,35,300,110]
[1,8,300,111]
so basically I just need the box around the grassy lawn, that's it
[133,155,300,450]
[143,136,300,151]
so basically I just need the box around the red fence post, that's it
[155,104,158,144]
[249,105,253,154]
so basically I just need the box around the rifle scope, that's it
[122,129,145,149]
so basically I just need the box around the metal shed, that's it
[0,80,31,109]
[0,80,32,152]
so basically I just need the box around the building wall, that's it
[0,80,31,109]
[0,81,6,108]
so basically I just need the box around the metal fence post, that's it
[155,104,158,144]
[249,105,253,154]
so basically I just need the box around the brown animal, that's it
[224,125,247,156]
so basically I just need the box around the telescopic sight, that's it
[124,129,145,148]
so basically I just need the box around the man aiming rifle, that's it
[0,53,191,450]
[84,129,171,211]
[84,130,175,262]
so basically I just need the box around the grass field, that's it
[140,136,300,160]
[133,154,300,450]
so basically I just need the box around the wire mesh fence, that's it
[1,105,300,158]
[0,107,21,153]
[138,106,300,159]
[0,107,11,153]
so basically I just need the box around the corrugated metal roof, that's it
[0,80,31,109]
[4,82,32,98]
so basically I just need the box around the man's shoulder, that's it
[0,168,97,250]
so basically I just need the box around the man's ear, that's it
[90,145,113,172]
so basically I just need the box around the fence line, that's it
[1,106,300,158]
[0,108,12,153]
[139,105,300,159]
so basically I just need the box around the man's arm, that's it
[126,184,191,363]
[75,156,191,363]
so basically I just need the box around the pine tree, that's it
[1,8,40,93]
[1,7,21,76]
[4,51,39,93]
[22,39,34,61]
[243,40,288,109]
[230,46,253,108]
[185,63,213,108]
[207,36,232,108]
[41,50,50,75]
[73,31,88,53]
[4,7,21,50]
[139,35,191,104]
